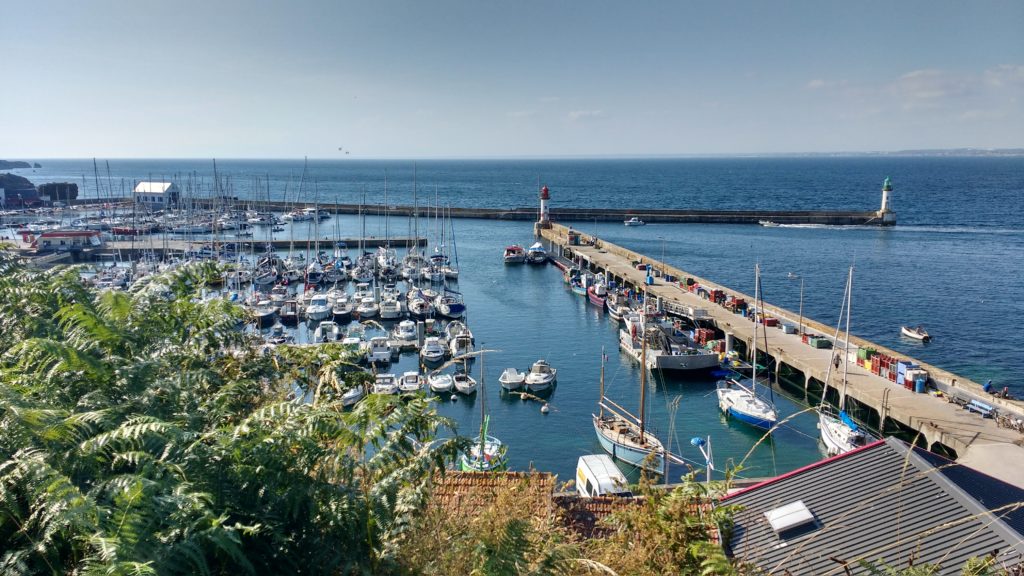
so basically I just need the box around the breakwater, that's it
[66,198,893,226]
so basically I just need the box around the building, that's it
[27,230,104,252]
[133,181,180,209]
[721,437,1024,575]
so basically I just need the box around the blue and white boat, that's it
[716,264,778,431]
[434,288,466,319]
[593,346,666,474]
[716,377,778,430]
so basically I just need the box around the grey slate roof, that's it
[721,437,1024,575]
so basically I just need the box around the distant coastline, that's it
[0,160,37,170]
[4,149,1023,162]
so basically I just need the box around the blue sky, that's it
[2,0,1022,158]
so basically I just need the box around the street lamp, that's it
[659,236,666,278]
[788,273,804,336]
[690,436,714,484]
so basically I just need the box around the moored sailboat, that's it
[593,345,666,474]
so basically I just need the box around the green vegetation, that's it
[0,254,464,574]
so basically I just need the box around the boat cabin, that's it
[576,455,632,498]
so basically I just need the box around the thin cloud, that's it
[568,109,605,121]
[506,110,535,118]
[539,96,560,103]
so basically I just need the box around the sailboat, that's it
[819,266,872,456]
[459,349,507,472]
[716,264,778,431]
[593,345,666,474]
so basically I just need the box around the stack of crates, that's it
[856,347,877,367]
[694,328,715,346]
[896,361,918,387]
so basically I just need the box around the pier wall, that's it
[540,222,1023,461]
[174,199,891,226]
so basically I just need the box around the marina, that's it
[3,157,1022,484]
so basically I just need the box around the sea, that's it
[6,157,1023,483]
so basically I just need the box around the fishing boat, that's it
[428,372,454,393]
[372,373,399,395]
[525,242,548,265]
[900,325,931,342]
[716,264,778,431]
[593,346,666,473]
[524,359,557,392]
[391,319,418,345]
[623,216,645,226]
[498,367,526,391]
[305,294,332,322]
[331,295,354,322]
[366,336,392,364]
[356,296,379,319]
[313,320,341,344]
[587,274,608,308]
[503,244,526,264]
[420,336,447,364]
[252,300,278,327]
[379,296,404,320]
[460,350,507,472]
[820,267,873,456]
[398,371,424,393]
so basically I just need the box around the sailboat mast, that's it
[479,347,486,459]
[599,347,605,418]
[840,266,853,411]
[639,333,648,436]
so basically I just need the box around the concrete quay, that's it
[537,222,1023,468]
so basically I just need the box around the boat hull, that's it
[593,417,664,473]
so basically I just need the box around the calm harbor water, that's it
[6,157,1022,481]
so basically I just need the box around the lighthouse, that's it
[535,185,551,234]
[878,177,897,224]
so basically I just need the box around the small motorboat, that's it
[503,244,526,264]
[759,220,780,227]
[420,336,447,364]
[526,242,548,265]
[498,367,526,391]
[623,216,645,226]
[524,359,557,392]
[252,300,278,327]
[313,320,341,344]
[428,372,455,393]
[453,371,478,395]
[399,371,424,393]
[366,336,392,364]
[392,319,418,344]
[372,373,399,395]
[305,294,332,322]
[901,325,931,342]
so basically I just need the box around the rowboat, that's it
[901,325,931,342]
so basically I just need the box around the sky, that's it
[1,0,1022,158]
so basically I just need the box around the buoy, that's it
[541,403,550,414]
[521,394,527,402]
[450,394,458,402]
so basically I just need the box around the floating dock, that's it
[538,222,1022,471]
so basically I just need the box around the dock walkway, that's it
[538,223,1022,462]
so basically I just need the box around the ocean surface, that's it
[6,157,1023,482]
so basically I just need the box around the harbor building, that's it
[133,181,180,209]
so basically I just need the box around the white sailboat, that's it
[819,266,873,456]
[459,349,506,472]
[716,264,778,431]
[593,345,666,474]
